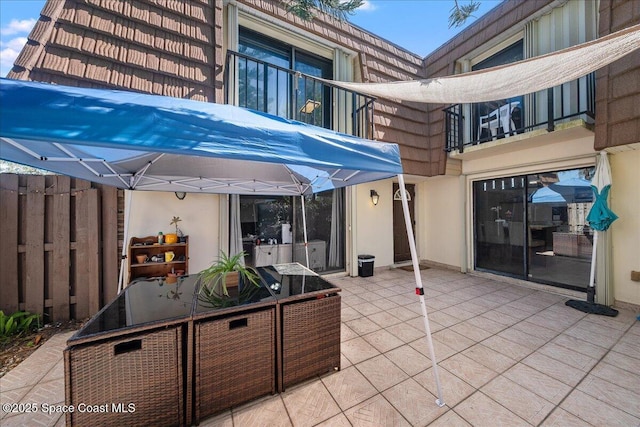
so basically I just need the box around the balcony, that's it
[225,50,376,139]
[444,73,596,153]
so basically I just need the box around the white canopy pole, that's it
[300,195,310,268]
[117,189,133,293]
[398,174,445,407]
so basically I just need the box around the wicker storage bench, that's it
[65,325,185,427]
[280,294,341,391]
[194,306,276,421]
[256,263,341,392]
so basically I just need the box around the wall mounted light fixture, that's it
[175,191,187,200]
[370,189,379,206]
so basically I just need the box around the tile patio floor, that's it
[1,267,639,426]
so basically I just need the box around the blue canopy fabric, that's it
[0,78,402,195]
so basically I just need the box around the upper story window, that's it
[472,40,524,142]
[237,28,333,128]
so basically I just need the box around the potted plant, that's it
[197,251,261,308]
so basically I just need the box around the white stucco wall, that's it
[417,177,464,269]
[353,180,395,270]
[609,150,640,306]
[125,191,220,279]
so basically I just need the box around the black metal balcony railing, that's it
[444,73,596,153]
[225,50,376,139]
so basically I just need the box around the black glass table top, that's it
[74,275,199,338]
[256,263,339,299]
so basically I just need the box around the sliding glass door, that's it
[473,167,595,291]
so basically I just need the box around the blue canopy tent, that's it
[0,78,445,405]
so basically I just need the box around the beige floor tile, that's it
[522,352,586,386]
[577,374,640,417]
[512,320,558,342]
[561,389,640,427]
[454,391,531,427]
[340,337,380,365]
[480,309,520,326]
[441,305,477,321]
[429,410,473,427]
[497,327,548,350]
[345,317,381,336]
[414,366,475,407]
[341,294,367,307]
[233,395,291,427]
[0,410,64,427]
[314,412,352,427]
[538,342,598,371]
[495,303,537,320]
[383,322,425,343]
[340,324,358,342]
[540,408,593,426]
[362,328,404,353]
[321,366,377,411]
[367,311,402,329]
[590,361,640,392]
[601,350,640,375]
[385,344,431,376]
[352,302,383,317]
[405,315,445,334]
[612,337,640,357]
[481,334,533,361]
[482,375,555,425]
[386,294,415,307]
[551,333,608,359]
[355,355,408,392]
[433,329,476,352]
[341,306,362,322]
[340,353,352,369]
[199,410,233,426]
[462,344,516,373]
[465,314,508,334]
[440,353,498,389]
[382,378,447,426]
[384,305,419,322]
[370,298,400,311]
[409,334,458,361]
[503,363,571,405]
[565,321,623,348]
[281,380,341,427]
[343,394,411,427]
[449,321,495,342]
[429,310,462,327]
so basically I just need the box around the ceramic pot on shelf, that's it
[165,233,178,244]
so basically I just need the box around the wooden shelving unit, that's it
[128,235,189,283]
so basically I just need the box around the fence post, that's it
[0,174,20,313]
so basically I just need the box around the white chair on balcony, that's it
[478,101,520,140]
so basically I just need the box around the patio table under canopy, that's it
[0,77,445,406]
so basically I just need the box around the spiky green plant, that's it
[198,251,261,308]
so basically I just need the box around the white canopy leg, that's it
[117,189,133,293]
[398,174,445,407]
[300,195,310,268]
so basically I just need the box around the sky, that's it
[0,0,502,77]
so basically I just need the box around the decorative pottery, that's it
[165,251,175,262]
[136,254,148,264]
[165,233,178,244]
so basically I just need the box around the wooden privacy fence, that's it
[0,174,123,322]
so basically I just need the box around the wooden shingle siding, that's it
[8,0,217,102]
[595,0,640,150]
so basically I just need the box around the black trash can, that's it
[358,255,375,277]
